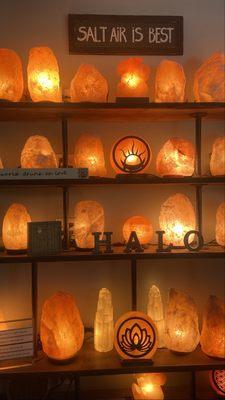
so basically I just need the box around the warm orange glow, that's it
[132,373,166,400]
[155,60,186,102]
[210,137,225,176]
[27,47,62,102]
[0,48,24,102]
[70,64,108,102]
[0,158,3,168]
[21,135,58,168]
[216,202,225,246]
[74,133,107,176]
[40,291,84,362]
[122,73,141,88]
[2,203,31,251]
[117,57,150,98]
[123,216,153,245]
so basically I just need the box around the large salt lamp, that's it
[132,373,167,400]
[210,370,225,397]
[216,202,225,246]
[21,135,58,168]
[74,200,104,249]
[94,288,114,352]
[156,138,195,177]
[27,46,62,102]
[200,295,225,359]
[40,291,84,362]
[210,137,225,176]
[70,64,108,102]
[123,216,153,245]
[165,288,200,353]
[111,136,151,174]
[2,203,31,252]
[0,48,24,102]
[147,285,165,348]
[193,52,225,102]
[155,60,186,102]
[159,193,196,246]
[116,57,150,98]
[74,133,107,177]
[0,158,3,168]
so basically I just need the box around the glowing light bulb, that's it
[143,383,154,394]
[126,154,139,165]
[123,73,140,88]
[37,72,54,90]
[175,329,184,337]
[173,222,184,236]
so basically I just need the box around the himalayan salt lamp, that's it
[2,203,31,251]
[0,310,7,331]
[147,285,165,348]
[27,46,62,102]
[155,60,186,102]
[111,136,151,174]
[0,48,24,102]
[21,135,58,168]
[210,136,225,176]
[0,158,3,168]
[70,64,108,102]
[94,288,114,352]
[193,52,225,102]
[200,295,225,359]
[210,370,225,397]
[40,291,84,362]
[132,373,167,400]
[159,193,196,246]
[156,138,195,177]
[123,216,153,245]
[116,57,150,98]
[216,202,225,246]
[74,133,107,177]
[74,200,104,249]
[165,288,200,353]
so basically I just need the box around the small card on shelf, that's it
[28,221,62,256]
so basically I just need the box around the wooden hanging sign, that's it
[68,14,183,55]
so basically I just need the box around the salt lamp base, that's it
[162,174,185,178]
[6,249,27,255]
[75,246,93,252]
[116,97,149,105]
[47,356,75,365]
[116,173,150,180]
[0,99,14,103]
[120,358,153,367]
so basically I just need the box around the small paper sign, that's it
[0,322,33,363]
[0,168,88,180]
[28,221,62,256]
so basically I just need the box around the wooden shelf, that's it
[0,102,224,122]
[0,244,224,264]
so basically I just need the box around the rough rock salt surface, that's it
[74,200,104,249]
[94,288,114,352]
[21,135,58,168]
[0,48,24,102]
[70,64,108,102]
[155,60,186,102]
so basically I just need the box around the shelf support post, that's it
[31,262,38,358]
[190,370,196,400]
[131,258,137,311]
[61,117,68,168]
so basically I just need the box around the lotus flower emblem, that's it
[120,322,153,355]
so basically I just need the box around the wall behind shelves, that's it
[0,0,224,397]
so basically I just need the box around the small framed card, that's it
[28,221,62,256]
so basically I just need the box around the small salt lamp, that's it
[216,202,225,246]
[210,136,225,176]
[159,193,196,246]
[0,310,7,331]
[94,288,114,352]
[2,203,31,252]
[156,138,195,177]
[147,285,165,348]
[111,136,151,174]
[123,216,153,245]
[21,135,58,168]
[210,370,225,397]
[116,57,150,98]
[74,133,107,177]
[0,48,24,102]
[40,291,84,362]
[132,373,167,400]
[193,52,225,102]
[200,295,225,359]
[155,60,186,102]
[165,289,200,353]
[27,46,62,102]
[0,158,3,168]
[70,64,108,102]
[74,200,104,249]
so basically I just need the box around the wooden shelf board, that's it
[0,244,224,264]
[0,102,224,121]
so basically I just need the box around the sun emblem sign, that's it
[114,311,158,360]
[210,370,225,397]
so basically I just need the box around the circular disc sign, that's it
[114,311,158,360]
[210,370,225,397]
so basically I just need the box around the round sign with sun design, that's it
[111,136,151,174]
[210,370,225,397]
[114,311,158,360]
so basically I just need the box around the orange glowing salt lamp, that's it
[210,137,225,176]
[132,373,167,400]
[165,289,200,353]
[123,216,153,245]
[2,203,31,252]
[210,370,225,397]
[70,64,108,102]
[216,202,225,246]
[111,136,151,174]
[200,295,225,359]
[155,60,186,102]
[74,200,104,249]
[0,158,3,168]
[74,133,107,177]
[27,47,62,102]
[21,135,58,168]
[193,52,225,102]
[0,310,7,331]
[159,193,196,246]
[0,48,24,101]
[156,137,195,177]
[116,57,150,98]
[40,291,84,362]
